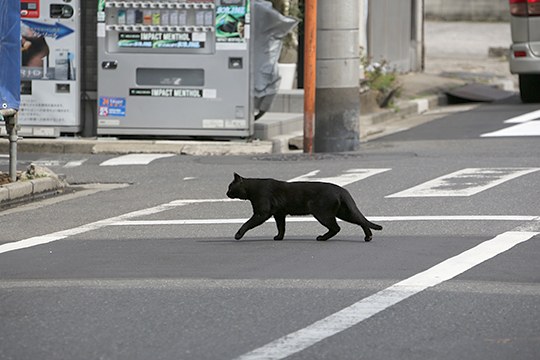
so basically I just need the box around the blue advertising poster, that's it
[0,1,21,110]
[99,97,127,117]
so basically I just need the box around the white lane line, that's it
[288,168,391,187]
[503,109,540,124]
[0,200,191,255]
[234,230,539,360]
[481,120,540,137]
[386,168,540,197]
[110,215,539,226]
[99,153,175,166]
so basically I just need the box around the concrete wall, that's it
[366,0,423,72]
[425,0,511,21]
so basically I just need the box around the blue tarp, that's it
[0,1,21,111]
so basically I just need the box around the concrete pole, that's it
[314,0,360,153]
[413,0,425,71]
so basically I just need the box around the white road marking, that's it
[480,109,540,137]
[234,230,539,360]
[503,109,540,124]
[1,194,537,257]
[386,167,540,197]
[481,120,540,137]
[99,153,175,166]
[288,168,391,187]
[110,215,539,227]
[64,159,87,168]
[0,200,191,255]
[33,160,62,167]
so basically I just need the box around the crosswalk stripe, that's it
[64,159,87,168]
[99,153,175,166]
[288,168,391,187]
[386,167,540,198]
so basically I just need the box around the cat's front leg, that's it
[235,213,271,240]
[273,214,286,240]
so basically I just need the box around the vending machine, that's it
[18,0,81,137]
[97,0,253,138]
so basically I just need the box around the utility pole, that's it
[303,0,317,154]
[314,0,360,152]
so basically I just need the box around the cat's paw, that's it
[364,235,372,242]
[234,232,243,240]
[273,235,283,241]
[316,235,328,241]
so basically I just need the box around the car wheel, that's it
[519,74,540,103]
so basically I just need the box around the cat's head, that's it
[226,173,248,200]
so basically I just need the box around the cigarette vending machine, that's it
[97,0,253,138]
[18,0,81,137]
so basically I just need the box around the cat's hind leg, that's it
[273,214,286,240]
[312,213,341,241]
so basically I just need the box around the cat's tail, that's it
[341,192,383,231]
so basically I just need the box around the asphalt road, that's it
[1,96,540,360]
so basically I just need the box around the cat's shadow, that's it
[198,236,368,244]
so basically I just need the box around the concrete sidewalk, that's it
[1,21,518,206]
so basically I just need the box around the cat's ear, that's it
[234,173,243,182]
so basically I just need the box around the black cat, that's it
[226,173,382,241]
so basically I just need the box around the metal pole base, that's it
[1,109,19,182]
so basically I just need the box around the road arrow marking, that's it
[503,109,540,124]
[480,109,540,137]
[481,120,540,137]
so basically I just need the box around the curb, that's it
[0,176,67,207]
[0,138,274,156]
[360,93,447,139]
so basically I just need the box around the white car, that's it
[509,0,540,102]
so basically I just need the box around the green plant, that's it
[361,56,402,108]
